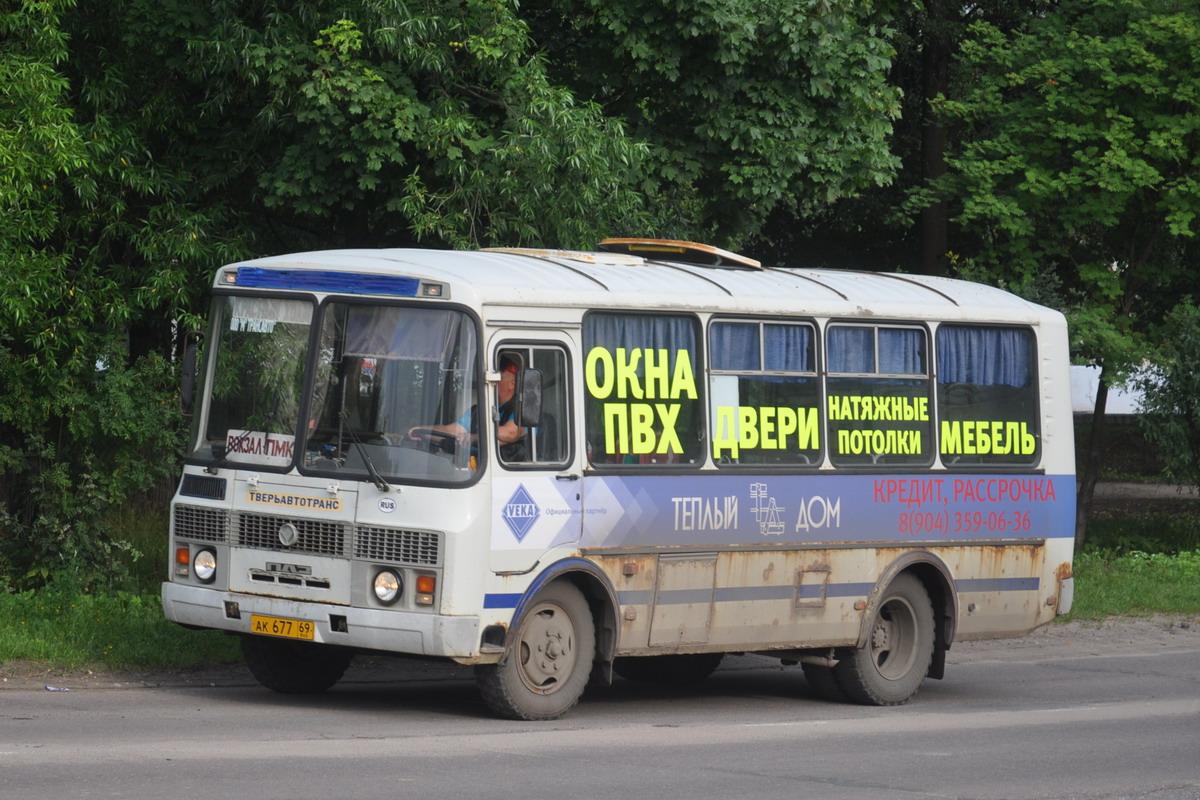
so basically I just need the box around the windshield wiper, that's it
[338,411,394,493]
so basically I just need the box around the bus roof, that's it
[219,247,1063,326]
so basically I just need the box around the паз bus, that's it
[163,239,1075,720]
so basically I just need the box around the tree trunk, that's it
[1075,370,1110,551]
[918,0,951,277]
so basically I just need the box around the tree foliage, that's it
[1137,301,1200,487]
[909,0,1200,544]
[1,0,185,588]
[1,0,907,586]
[10,0,1197,581]
[524,0,903,243]
[66,0,655,252]
[919,0,1200,375]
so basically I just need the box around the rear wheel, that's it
[613,653,724,685]
[240,635,353,694]
[476,582,595,720]
[833,573,934,706]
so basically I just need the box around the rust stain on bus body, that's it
[595,541,1058,654]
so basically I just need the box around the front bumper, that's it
[162,582,482,658]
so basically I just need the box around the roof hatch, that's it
[598,238,761,269]
[482,247,645,266]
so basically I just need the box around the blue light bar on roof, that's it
[235,267,420,296]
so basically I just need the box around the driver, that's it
[408,354,527,460]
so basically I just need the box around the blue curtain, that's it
[764,324,813,371]
[828,326,874,373]
[709,322,759,370]
[879,328,925,375]
[936,326,1032,387]
[710,322,814,372]
[585,313,698,373]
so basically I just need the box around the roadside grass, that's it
[1,498,242,673]
[1062,500,1200,621]
[1065,550,1200,620]
[1086,500,1200,554]
[0,588,240,672]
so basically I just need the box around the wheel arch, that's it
[859,550,958,680]
[504,558,619,668]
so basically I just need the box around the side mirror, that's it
[180,331,204,414]
[515,369,543,427]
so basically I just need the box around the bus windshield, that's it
[189,295,314,468]
[188,297,480,483]
[302,302,479,483]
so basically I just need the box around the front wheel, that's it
[240,635,353,694]
[475,582,596,720]
[833,573,934,706]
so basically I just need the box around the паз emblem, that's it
[278,522,299,547]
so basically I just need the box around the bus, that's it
[163,239,1075,720]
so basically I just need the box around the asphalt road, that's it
[3,620,1199,800]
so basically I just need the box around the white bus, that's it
[163,239,1076,720]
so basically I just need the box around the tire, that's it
[801,660,849,702]
[475,582,596,720]
[240,635,353,694]
[613,653,724,686]
[833,573,934,706]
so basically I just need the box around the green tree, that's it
[1,0,185,588]
[0,0,662,586]
[744,1,1042,272]
[523,0,903,245]
[1137,301,1200,488]
[913,0,1200,546]
[65,0,654,253]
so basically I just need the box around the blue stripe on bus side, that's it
[955,577,1040,592]
[483,593,523,609]
[485,577,1038,609]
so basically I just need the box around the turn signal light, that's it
[415,575,436,605]
[175,547,190,577]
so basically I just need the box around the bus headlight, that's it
[373,569,403,605]
[193,549,217,583]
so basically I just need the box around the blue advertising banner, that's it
[578,473,1074,549]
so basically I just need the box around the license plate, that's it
[250,614,315,641]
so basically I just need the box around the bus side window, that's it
[935,325,1039,466]
[582,311,705,467]
[826,324,933,467]
[498,346,571,467]
[708,319,821,467]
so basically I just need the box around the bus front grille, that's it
[173,505,229,543]
[355,526,442,567]
[236,512,350,557]
[177,506,441,567]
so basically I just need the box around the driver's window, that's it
[496,345,570,467]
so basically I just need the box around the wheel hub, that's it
[872,622,891,650]
[517,603,576,694]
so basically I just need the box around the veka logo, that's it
[501,485,540,542]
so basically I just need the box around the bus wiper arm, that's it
[337,411,394,493]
